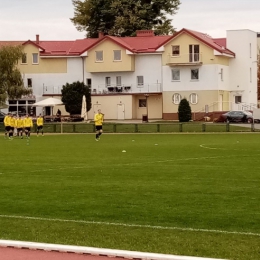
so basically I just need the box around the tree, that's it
[71,0,180,37]
[0,45,32,104]
[61,81,91,114]
[178,98,192,122]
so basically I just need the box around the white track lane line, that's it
[0,239,227,260]
[0,214,259,237]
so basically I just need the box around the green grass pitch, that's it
[0,133,260,260]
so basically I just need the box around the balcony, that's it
[91,83,162,95]
[167,53,203,66]
[43,85,63,95]
[42,83,162,96]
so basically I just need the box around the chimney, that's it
[36,34,39,44]
[136,30,154,37]
[98,32,104,39]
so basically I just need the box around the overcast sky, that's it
[0,0,259,41]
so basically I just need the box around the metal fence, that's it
[0,122,258,134]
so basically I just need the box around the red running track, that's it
[0,247,125,260]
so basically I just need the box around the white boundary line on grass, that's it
[200,144,223,150]
[0,156,222,175]
[5,155,238,175]
[0,214,260,237]
[0,240,227,260]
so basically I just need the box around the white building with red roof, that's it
[0,28,257,120]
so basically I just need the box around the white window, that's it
[96,51,103,62]
[27,78,32,88]
[172,45,180,56]
[86,78,92,87]
[220,68,223,81]
[105,77,111,86]
[235,96,242,104]
[250,67,252,82]
[189,93,198,104]
[139,99,146,107]
[137,76,144,86]
[32,53,38,64]
[191,69,199,80]
[189,44,200,62]
[21,53,27,64]
[116,76,122,86]
[172,93,182,104]
[171,69,180,81]
[113,50,121,61]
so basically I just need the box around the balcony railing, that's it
[42,83,162,95]
[43,85,63,95]
[91,83,162,95]
[167,53,202,66]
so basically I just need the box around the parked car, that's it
[218,110,253,123]
[0,111,6,122]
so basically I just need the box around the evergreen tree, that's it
[178,98,192,122]
[71,0,180,37]
[61,81,91,114]
[0,45,32,103]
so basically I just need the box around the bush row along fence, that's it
[0,122,259,133]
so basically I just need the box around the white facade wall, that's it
[87,55,162,93]
[162,64,229,92]
[22,58,83,115]
[217,64,230,91]
[24,58,84,98]
[227,30,258,107]
[134,54,162,91]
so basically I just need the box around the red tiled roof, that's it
[40,39,99,56]
[39,41,78,56]
[0,39,99,56]
[156,29,235,57]
[71,38,99,54]
[0,29,235,57]
[117,35,172,53]
[213,38,227,48]
[0,41,24,47]
[185,29,234,56]
[22,40,45,51]
[84,35,172,54]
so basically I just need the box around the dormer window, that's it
[113,50,121,61]
[96,51,103,62]
[32,53,38,64]
[189,45,200,62]
[172,46,180,56]
[21,53,27,64]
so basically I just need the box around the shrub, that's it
[178,98,192,122]
[61,81,91,114]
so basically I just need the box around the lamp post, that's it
[144,93,149,122]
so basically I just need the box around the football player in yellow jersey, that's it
[9,114,16,140]
[24,114,33,139]
[16,115,25,139]
[36,114,44,136]
[3,113,11,139]
[94,109,104,141]
[13,114,18,137]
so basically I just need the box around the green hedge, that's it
[0,122,257,133]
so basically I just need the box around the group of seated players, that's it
[3,113,44,139]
